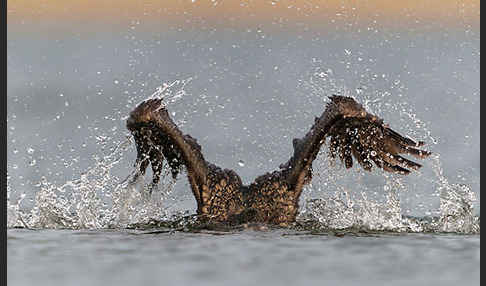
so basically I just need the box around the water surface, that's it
[7,229,480,286]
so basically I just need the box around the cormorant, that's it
[126,95,430,225]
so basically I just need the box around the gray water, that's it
[7,2,480,286]
[7,229,480,286]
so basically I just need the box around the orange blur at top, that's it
[7,0,480,30]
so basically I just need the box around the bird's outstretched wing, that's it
[279,95,431,196]
[126,98,209,201]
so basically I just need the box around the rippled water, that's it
[7,229,480,286]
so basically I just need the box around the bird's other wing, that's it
[280,95,431,196]
[126,98,209,202]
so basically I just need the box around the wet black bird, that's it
[126,95,431,225]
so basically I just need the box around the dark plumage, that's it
[126,95,431,225]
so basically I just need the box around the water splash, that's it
[8,83,191,230]
[430,154,479,233]
[7,80,479,234]
[8,134,182,230]
[298,68,479,234]
[147,78,192,106]
[7,173,27,228]
[299,186,424,233]
[299,177,479,234]
[107,165,177,228]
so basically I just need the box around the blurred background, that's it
[7,0,480,216]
